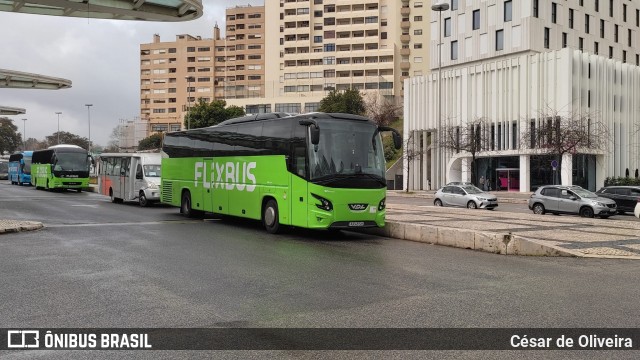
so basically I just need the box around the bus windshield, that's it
[54,152,90,171]
[23,156,32,174]
[143,165,161,177]
[309,120,385,182]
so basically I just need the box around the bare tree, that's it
[364,93,402,126]
[403,131,428,192]
[439,117,493,186]
[519,107,610,177]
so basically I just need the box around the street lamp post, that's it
[21,118,27,150]
[432,1,449,189]
[185,76,192,130]
[85,104,93,153]
[55,112,62,144]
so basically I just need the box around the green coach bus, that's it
[161,112,401,233]
[31,144,94,192]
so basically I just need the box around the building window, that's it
[504,1,512,22]
[609,46,613,59]
[569,9,574,28]
[414,16,422,21]
[314,36,322,43]
[629,29,632,47]
[451,40,458,60]
[609,0,614,17]
[533,0,538,18]
[615,25,619,42]
[585,14,589,33]
[323,43,335,52]
[623,4,627,21]
[594,41,599,54]
[600,19,605,38]
[562,32,567,48]
[623,50,627,63]
[579,37,584,51]
[472,10,480,30]
[544,27,550,49]
[595,0,599,11]
[496,29,504,51]
[451,0,458,11]
[275,103,301,113]
[551,3,557,23]
[444,17,451,37]
[414,29,423,35]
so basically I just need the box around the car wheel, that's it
[263,199,281,234]
[467,201,477,209]
[532,203,545,215]
[139,191,149,207]
[434,199,443,207]
[580,206,595,218]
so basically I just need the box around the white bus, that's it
[98,153,162,207]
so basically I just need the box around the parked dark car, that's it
[595,186,640,214]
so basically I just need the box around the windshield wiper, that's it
[312,173,386,187]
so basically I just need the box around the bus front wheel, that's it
[139,191,149,207]
[263,199,281,234]
[181,191,195,218]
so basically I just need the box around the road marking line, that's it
[46,220,201,228]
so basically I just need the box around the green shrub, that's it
[604,176,640,186]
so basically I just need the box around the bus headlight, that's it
[311,193,333,211]
[378,198,386,211]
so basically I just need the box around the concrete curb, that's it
[0,220,44,234]
[360,221,579,257]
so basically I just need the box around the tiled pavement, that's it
[386,203,640,259]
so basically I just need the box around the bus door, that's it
[130,157,142,201]
[203,158,214,212]
[120,157,131,201]
[290,143,308,227]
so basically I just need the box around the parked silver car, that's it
[528,185,617,218]
[434,185,498,209]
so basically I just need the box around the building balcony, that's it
[400,34,411,43]
[401,21,411,29]
[400,62,411,70]
[400,48,411,56]
[401,7,411,16]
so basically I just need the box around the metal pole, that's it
[21,118,27,149]
[186,76,192,130]
[432,1,449,189]
[85,104,93,153]
[55,112,62,144]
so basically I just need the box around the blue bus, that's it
[8,151,33,185]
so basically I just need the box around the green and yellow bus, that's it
[32,145,94,192]
[161,112,401,233]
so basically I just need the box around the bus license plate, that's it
[348,222,365,227]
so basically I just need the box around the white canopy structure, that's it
[0,0,203,21]
[0,69,72,89]
[0,105,26,115]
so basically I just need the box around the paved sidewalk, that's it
[382,203,640,259]
[0,219,43,234]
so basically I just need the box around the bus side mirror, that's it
[89,155,95,166]
[299,119,320,145]
[392,132,401,149]
[310,126,320,145]
[379,126,402,149]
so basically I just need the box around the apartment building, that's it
[140,5,265,133]
[141,1,431,132]
[404,0,640,192]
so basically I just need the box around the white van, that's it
[98,153,162,207]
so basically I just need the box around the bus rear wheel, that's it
[181,191,195,218]
[263,199,281,234]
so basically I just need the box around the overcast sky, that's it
[0,0,261,147]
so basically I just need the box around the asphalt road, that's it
[1,181,640,358]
